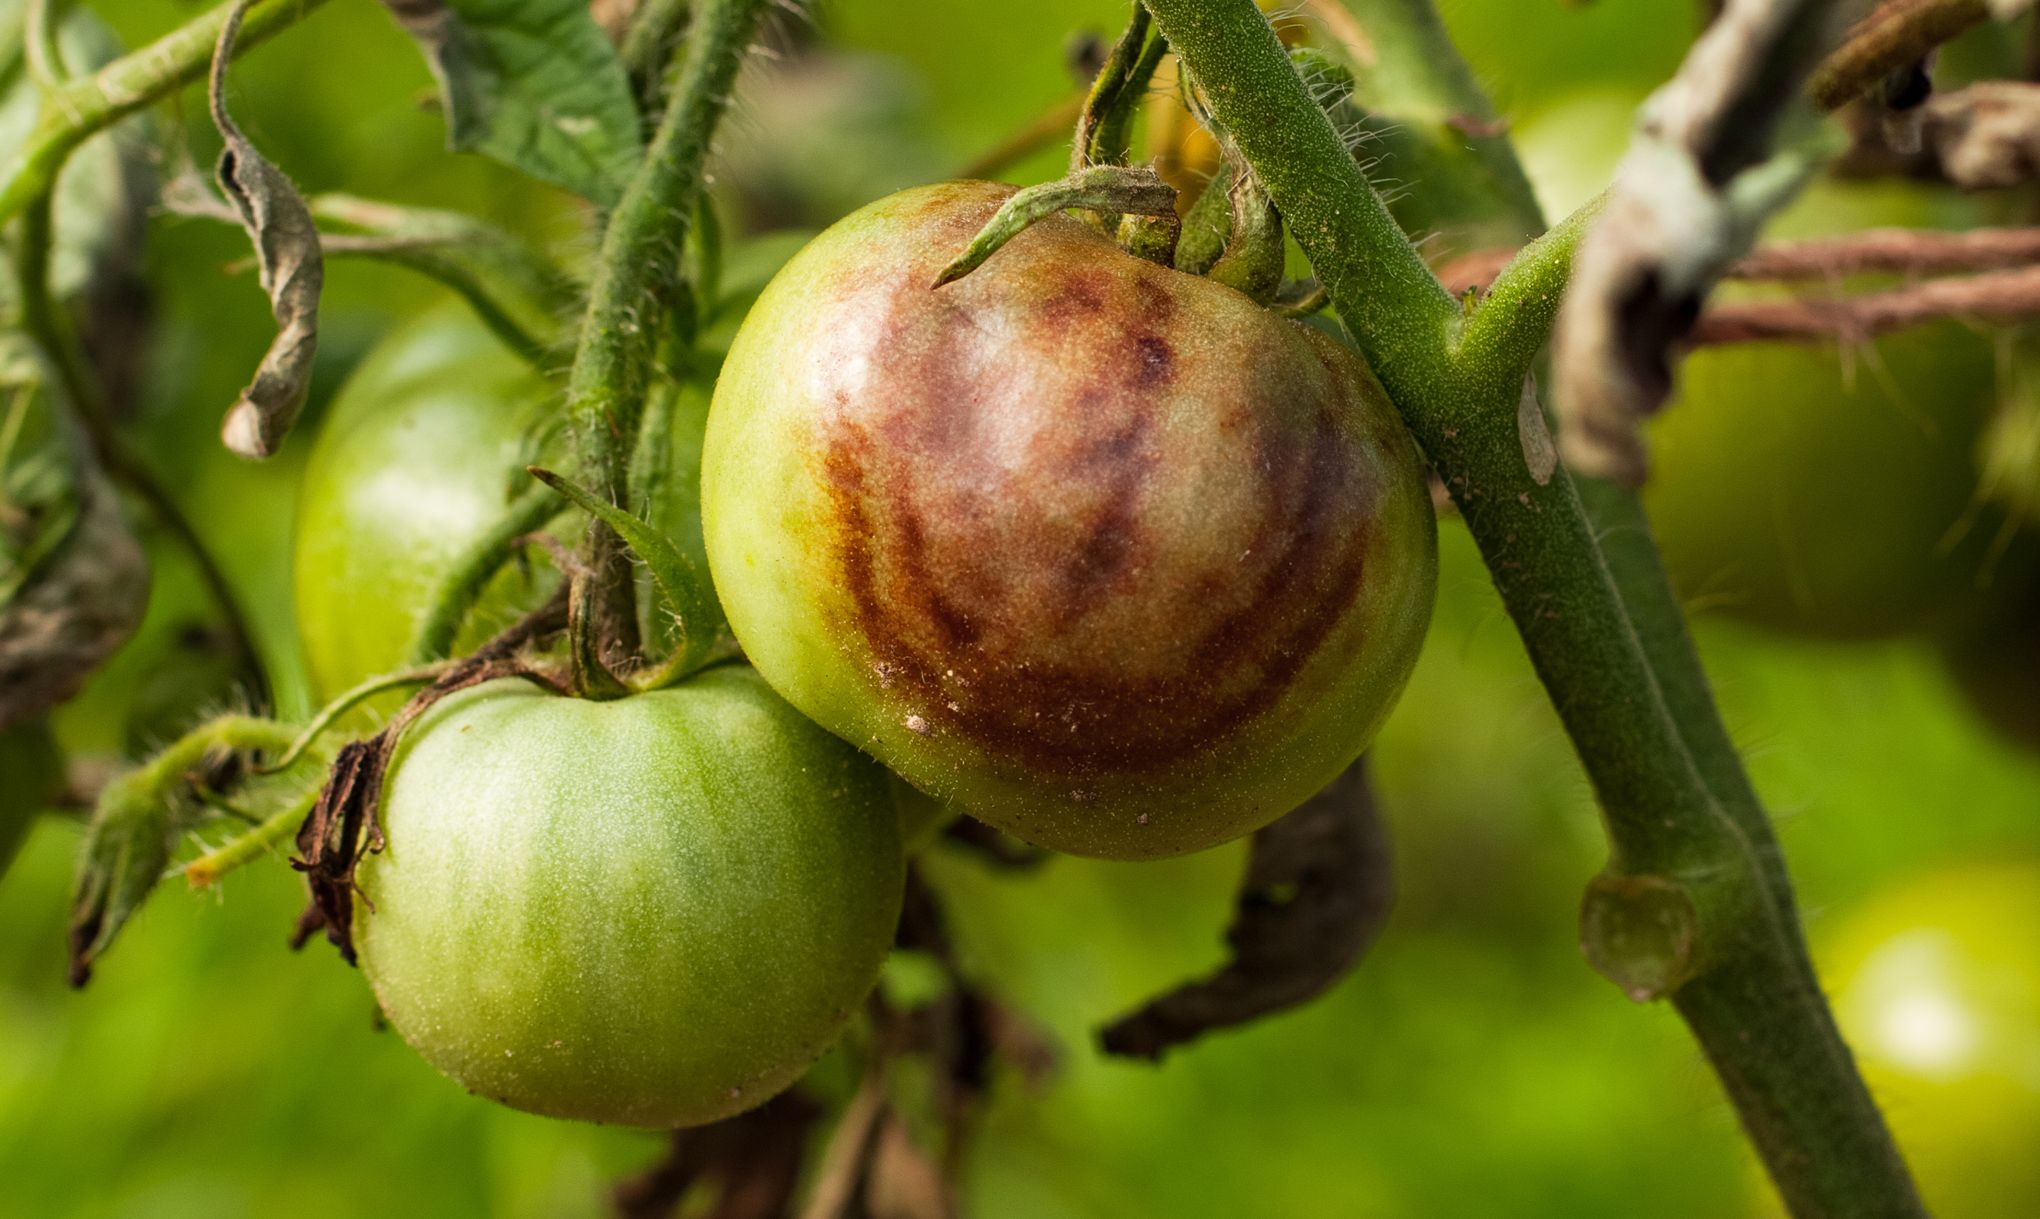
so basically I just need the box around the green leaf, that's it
[380,0,644,205]
[68,715,298,984]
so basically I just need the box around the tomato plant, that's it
[357,666,904,1128]
[703,181,1437,860]
[1814,863,2040,1218]
[21,2,2040,1217]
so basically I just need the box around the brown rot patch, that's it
[1041,275,1108,322]
[814,243,1381,779]
[1133,336,1174,389]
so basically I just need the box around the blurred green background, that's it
[4,1,2039,1216]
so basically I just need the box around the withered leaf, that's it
[0,468,147,733]
[210,0,323,460]
[1098,758,1394,1061]
[2,334,146,732]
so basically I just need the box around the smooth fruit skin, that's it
[1815,863,2040,1218]
[703,181,1438,859]
[356,667,904,1129]
[293,309,555,699]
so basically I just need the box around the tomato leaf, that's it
[209,1,324,460]
[0,341,148,733]
[1097,759,1393,1061]
[379,0,644,206]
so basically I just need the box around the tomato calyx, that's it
[528,464,739,698]
[934,19,1350,313]
[292,586,571,963]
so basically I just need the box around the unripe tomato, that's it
[293,309,556,699]
[296,226,815,702]
[1806,863,2040,1218]
[357,666,904,1128]
[702,182,1437,859]
[0,720,60,884]
[1519,94,1998,639]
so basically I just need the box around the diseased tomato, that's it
[356,665,905,1128]
[702,181,1437,860]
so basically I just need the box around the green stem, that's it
[562,0,764,680]
[1332,0,1542,251]
[259,663,452,773]
[14,192,272,710]
[1147,2,1921,1215]
[621,0,693,116]
[182,786,316,889]
[0,0,333,226]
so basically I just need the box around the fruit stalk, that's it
[561,0,766,680]
[0,0,334,226]
[1145,0,1924,1215]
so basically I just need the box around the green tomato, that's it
[292,308,557,700]
[295,224,820,702]
[1809,863,2040,1218]
[702,182,1438,860]
[0,720,60,884]
[1519,94,1999,639]
[357,665,904,1128]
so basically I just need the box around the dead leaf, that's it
[210,0,323,460]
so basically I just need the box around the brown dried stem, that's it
[1551,0,1842,485]
[1444,227,2040,348]
[1692,262,2040,340]
[1443,225,2040,293]
[612,1091,823,1219]
[1808,0,1993,113]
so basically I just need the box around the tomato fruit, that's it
[1811,862,2040,1218]
[296,225,817,702]
[702,181,1437,860]
[1518,94,1999,639]
[357,665,904,1128]
[0,720,60,884]
[292,309,556,698]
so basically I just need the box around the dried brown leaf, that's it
[209,0,323,459]
[1098,758,1393,1061]
[0,472,146,731]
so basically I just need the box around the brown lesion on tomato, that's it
[813,231,1384,780]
